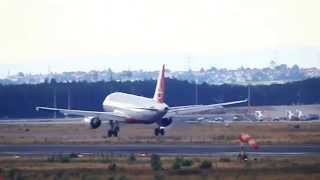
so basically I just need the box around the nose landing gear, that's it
[107,120,120,137]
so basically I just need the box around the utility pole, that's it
[67,86,71,110]
[185,55,199,105]
[248,85,251,106]
[195,79,198,105]
[247,84,251,116]
[53,87,57,119]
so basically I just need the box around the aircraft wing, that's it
[35,107,128,122]
[166,99,248,116]
[0,118,84,125]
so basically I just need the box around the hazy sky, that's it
[1,0,320,77]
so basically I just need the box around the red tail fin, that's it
[153,64,165,103]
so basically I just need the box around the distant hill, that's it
[1,64,320,85]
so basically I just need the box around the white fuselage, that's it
[102,92,169,124]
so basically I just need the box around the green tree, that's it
[150,154,162,171]
[181,159,193,167]
[172,160,181,170]
[199,160,212,169]
[128,153,136,163]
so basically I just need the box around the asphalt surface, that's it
[0,144,319,156]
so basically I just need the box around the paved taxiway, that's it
[0,144,319,156]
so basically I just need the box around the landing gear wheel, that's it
[160,129,165,136]
[154,128,159,136]
[113,130,118,137]
[107,129,119,137]
[106,120,120,138]
[108,130,113,137]
[154,128,165,136]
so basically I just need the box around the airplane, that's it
[36,65,248,137]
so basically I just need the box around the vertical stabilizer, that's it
[153,64,166,103]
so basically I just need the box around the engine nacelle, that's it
[84,116,102,129]
[156,118,173,127]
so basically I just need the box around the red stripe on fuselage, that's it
[125,118,140,124]
[125,118,155,124]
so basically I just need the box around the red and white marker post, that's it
[238,133,259,161]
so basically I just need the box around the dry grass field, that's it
[0,155,319,180]
[0,121,320,144]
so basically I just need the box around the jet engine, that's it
[84,116,102,129]
[157,118,173,127]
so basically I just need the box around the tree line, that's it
[0,78,320,118]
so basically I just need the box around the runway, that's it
[0,144,320,156]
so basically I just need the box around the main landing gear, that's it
[107,120,120,137]
[154,127,165,136]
